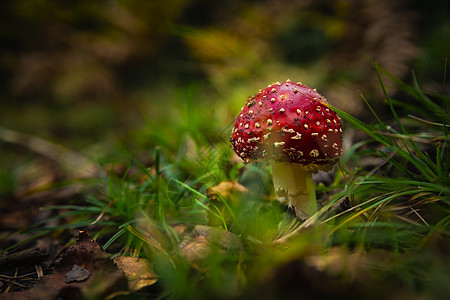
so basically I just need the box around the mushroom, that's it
[230,81,343,219]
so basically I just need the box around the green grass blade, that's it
[173,179,228,229]
[102,228,127,250]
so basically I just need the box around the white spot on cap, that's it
[274,141,285,147]
[267,119,273,125]
[316,106,321,111]
[316,121,320,126]
[264,133,271,139]
[271,98,275,102]
[311,133,318,136]
[297,109,302,115]
[282,128,295,133]
[248,110,253,115]
[291,132,302,140]
[279,108,285,113]
[321,135,328,141]
[248,137,260,143]
[332,143,339,149]
[255,122,261,128]
[280,95,286,100]
[293,88,299,93]
[310,149,319,157]
[258,101,263,106]
[271,88,277,93]
[244,124,249,129]
[304,124,309,129]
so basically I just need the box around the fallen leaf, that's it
[180,235,210,263]
[206,181,248,201]
[64,264,91,283]
[1,231,128,299]
[194,225,243,250]
[114,257,158,292]
[206,181,248,226]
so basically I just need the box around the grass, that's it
[3,64,450,298]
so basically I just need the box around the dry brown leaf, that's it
[180,236,210,263]
[194,225,243,250]
[114,257,158,292]
[64,264,91,283]
[206,181,248,201]
[1,231,128,299]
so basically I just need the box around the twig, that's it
[408,114,450,127]
[91,199,117,225]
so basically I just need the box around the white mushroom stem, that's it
[272,162,317,220]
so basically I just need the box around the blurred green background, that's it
[0,0,449,178]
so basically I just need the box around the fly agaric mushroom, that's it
[230,80,342,219]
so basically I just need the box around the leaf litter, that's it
[1,231,129,299]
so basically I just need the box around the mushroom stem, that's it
[272,162,317,219]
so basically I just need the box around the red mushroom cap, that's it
[230,81,342,171]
